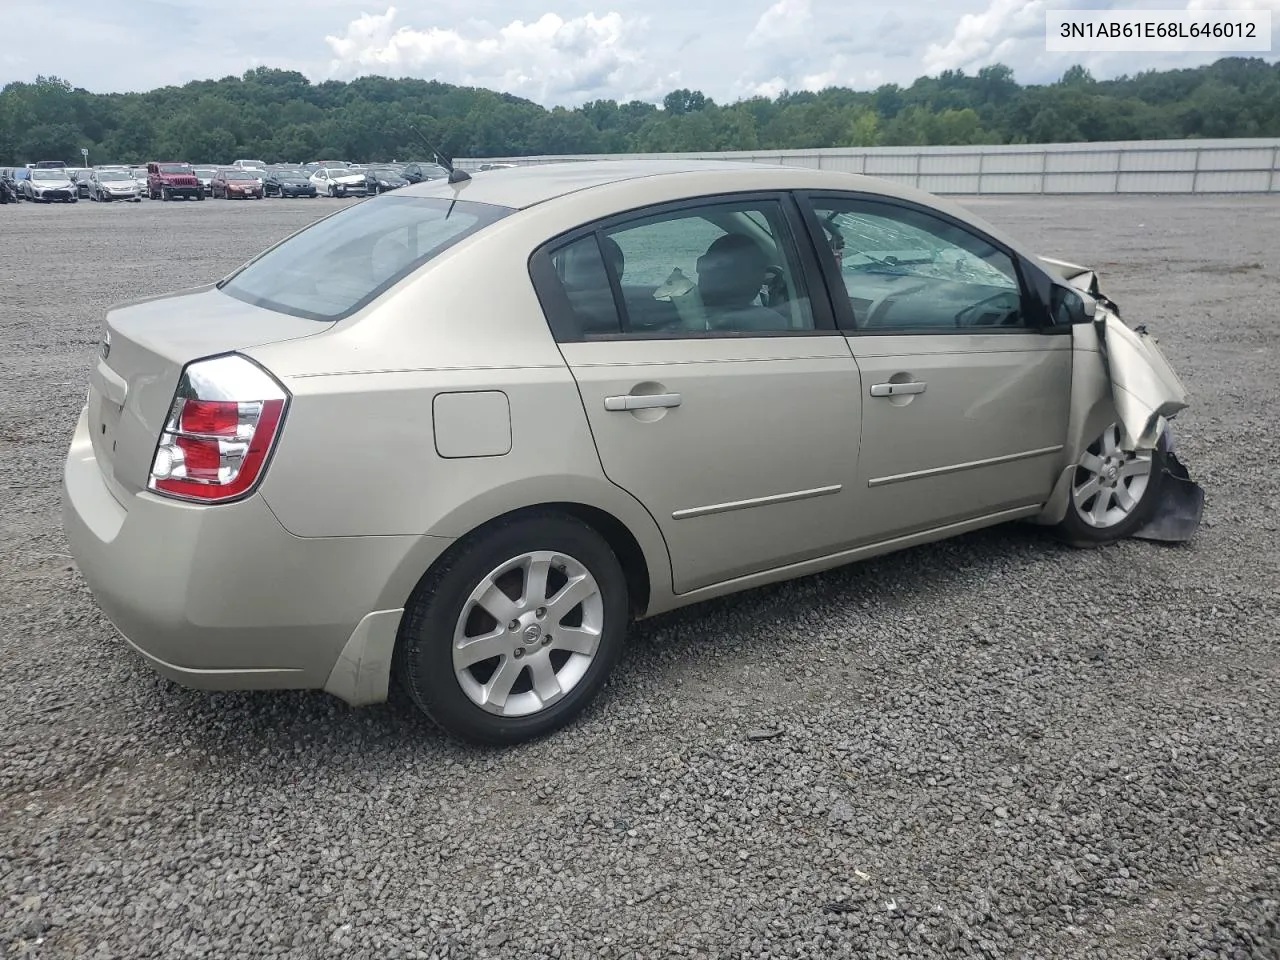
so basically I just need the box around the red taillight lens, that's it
[148,355,288,504]
[179,399,240,436]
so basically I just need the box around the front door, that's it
[800,194,1072,545]
[533,195,863,594]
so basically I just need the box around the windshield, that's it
[370,168,402,179]
[98,171,130,181]
[195,169,217,177]
[220,196,511,321]
[158,164,191,174]
[31,170,67,181]
[223,173,256,181]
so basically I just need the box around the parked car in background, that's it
[0,168,22,201]
[399,161,449,184]
[233,159,266,171]
[193,167,218,196]
[212,169,264,199]
[67,168,94,198]
[89,169,142,202]
[23,168,78,202]
[310,166,368,197]
[365,166,409,194]
[129,169,149,196]
[9,167,30,198]
[478,162,517,172]
[147,162,203,201]
[262,169,317,198]
[33,160,68,169]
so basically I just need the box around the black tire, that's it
[395,512,629,745]
[1054,425,1168,547]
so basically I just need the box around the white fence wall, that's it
[459,138,1280,195]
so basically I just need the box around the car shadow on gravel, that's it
[127,520,1078,765]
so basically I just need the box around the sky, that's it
[3,0,1278,106]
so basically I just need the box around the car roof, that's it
[395,158,946,212]
[394,158,1030,257]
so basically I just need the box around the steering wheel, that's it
[761,264,790,308]
[954,292,1021,328]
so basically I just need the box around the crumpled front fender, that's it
[1040,256,1188,451]
[1093,308,1189,450]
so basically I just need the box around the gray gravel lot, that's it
[1,194,1278,959]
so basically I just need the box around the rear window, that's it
[219,195,511,321]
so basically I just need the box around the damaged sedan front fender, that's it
[1036,256,1204,543]
[1039,255,1188,452]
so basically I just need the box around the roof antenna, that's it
[409,126,470,184]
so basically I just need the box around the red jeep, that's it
[147,162,204,201]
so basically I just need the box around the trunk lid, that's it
[88,286,331,501]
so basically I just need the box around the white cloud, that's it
[746,0,813,47]
[1186,0,1280,9]
[324,6,655,105]
[922,0,1061,74]
[919,0,1280,88]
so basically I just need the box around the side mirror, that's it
[1050,285,1094,325]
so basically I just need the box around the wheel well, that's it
[548,502,651,618]
[407,503,652,620]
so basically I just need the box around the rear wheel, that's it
[1055,422,1166,546]
[395,513,628,745]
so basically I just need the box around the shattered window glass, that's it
[812,199,1026,332]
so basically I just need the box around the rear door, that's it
[531,194,863,595]
[797,193,1072,545]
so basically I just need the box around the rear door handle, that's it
[603,392,683,411]
[870,381,927,398]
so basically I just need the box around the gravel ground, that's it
[1,194,1277,959]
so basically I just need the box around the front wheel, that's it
[1055,422,1166,546]
[395,513,629,745]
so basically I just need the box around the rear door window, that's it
[534,197,826,340]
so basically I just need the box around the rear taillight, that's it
[148,354,288,503]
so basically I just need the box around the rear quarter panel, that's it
[245,217,674,605]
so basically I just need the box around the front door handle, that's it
[870,381,927,398]
[603,392,683,411]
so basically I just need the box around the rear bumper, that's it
[61,407,449,701]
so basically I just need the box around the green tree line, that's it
[2,57,1278,166]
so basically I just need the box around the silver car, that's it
[88,169,142,202]
[23,168,79,202]
[62,160,1200,745]
[193,167,219,196]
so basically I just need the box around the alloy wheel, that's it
[452,550,604,717]
[1070,423,1154,528]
